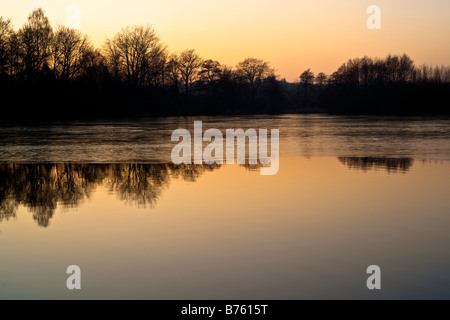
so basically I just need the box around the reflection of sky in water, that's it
[1,115,450,299]
[1,157,450,299]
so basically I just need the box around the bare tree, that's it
[220,65,235,82]
[165,54,180,88]
[147,47,168,86]
[315,72,327,86]
[299,69,315,106]
[5,33,22,77]
[300,69,315,85]
[103,25,166,86]
[0,17,13,76]
[199,59,221,85]
[330,54,418,86]
[398,53,415,83]
[18,8,53,81]
[176,49,203,99]
[315,72,327,99]
[359,56,373,85]
[50,25,92,80]
[236,57,273,101]
[76,48,106,80]
[103,38,122,80]
[385,54,400,82]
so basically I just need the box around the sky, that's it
[1,0,450,81]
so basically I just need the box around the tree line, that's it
[1,8,449,120]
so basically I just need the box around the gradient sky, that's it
[1,0,450,81]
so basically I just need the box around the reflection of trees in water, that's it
[239,163,263,172]
[338,157,414,173]
[0,200,18,222]
[0,164,108,227]
[109,164,169,208]
[169,163,222,181]
[0,163,220,227]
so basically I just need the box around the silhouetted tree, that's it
[50,25,93,80]
[260,75,286,113]
[103,25,166,87]
[398,54,415,83]
[18,8,53,82]
[176,49,203,102]
[1,8,450,119]
[236,57,273,103]
[103,37,122,81]
[5,32,21,77]
[314,72,327,106]
[0,17,13,76]
[315,72,327,86]
[299,68,314,107]
[199,59,222,85]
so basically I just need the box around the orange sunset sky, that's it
[1,0,449,81]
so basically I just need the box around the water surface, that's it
[1,115,450,299]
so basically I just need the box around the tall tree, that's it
[0,17,13,76]
[199,59,222,85]
[18,8,53,81]
[315,72,327,99]
[104,25,166,87]
[165,54,180,88]
[315,72,327,86]
[398,54,415,83]
[299,69,315,107]
[236,57,273,102]
[50,25,92,80]
[176,49,203,100]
